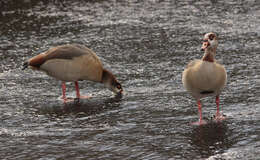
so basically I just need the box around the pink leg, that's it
[214,95,226,122]
[62,82,66,100]
[74,81,90,99]
[198,100,203,123]
[191,100,207,125]
[61,82,74,103]
[216,95,220,116]
[75,81,81,99]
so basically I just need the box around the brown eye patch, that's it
[209,34,215,40]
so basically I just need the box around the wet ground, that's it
[0,0,260,159]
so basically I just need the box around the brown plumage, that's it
[23,44,123,103]
[182,32,227,125]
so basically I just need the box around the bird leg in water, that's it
[74,81,91,100]
[62,82,66,100]
[191,100,207,126]
[61,82,74,103]
[214,95,226,122]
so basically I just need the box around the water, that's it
[0,0,259,159]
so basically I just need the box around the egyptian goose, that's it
[182,32,227,125]
[22,44,123,103]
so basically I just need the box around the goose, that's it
[182,32,227,125]
[22,44,123,103]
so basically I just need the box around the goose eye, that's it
[209,34,214,40]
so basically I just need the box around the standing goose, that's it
[22,44,123,103]
[182,32,227,125]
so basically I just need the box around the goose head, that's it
[201,32,218,51]
[104,77,123,95]
[110,78,123,95]
[102,69,123,95]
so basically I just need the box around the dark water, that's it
[0,0,259,159]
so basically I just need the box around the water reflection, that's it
[38,94,123,116]
[188,122,233,157]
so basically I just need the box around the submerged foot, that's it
[190,119,207,126]
[63,97,74,103]
[79,95,91,99]
[213,113,226,122]
[74,95,91,103]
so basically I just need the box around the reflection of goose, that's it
[22,44,123,103]
[39,94,123,116]
[182,33,227,125]
[189,123,231,156]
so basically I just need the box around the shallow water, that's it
[0,0,260,159]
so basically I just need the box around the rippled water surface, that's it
[0,0,260,159]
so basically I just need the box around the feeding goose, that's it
[22,44,123,103]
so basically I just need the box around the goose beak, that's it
[119,89,123,95]
[201,40,210,51]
